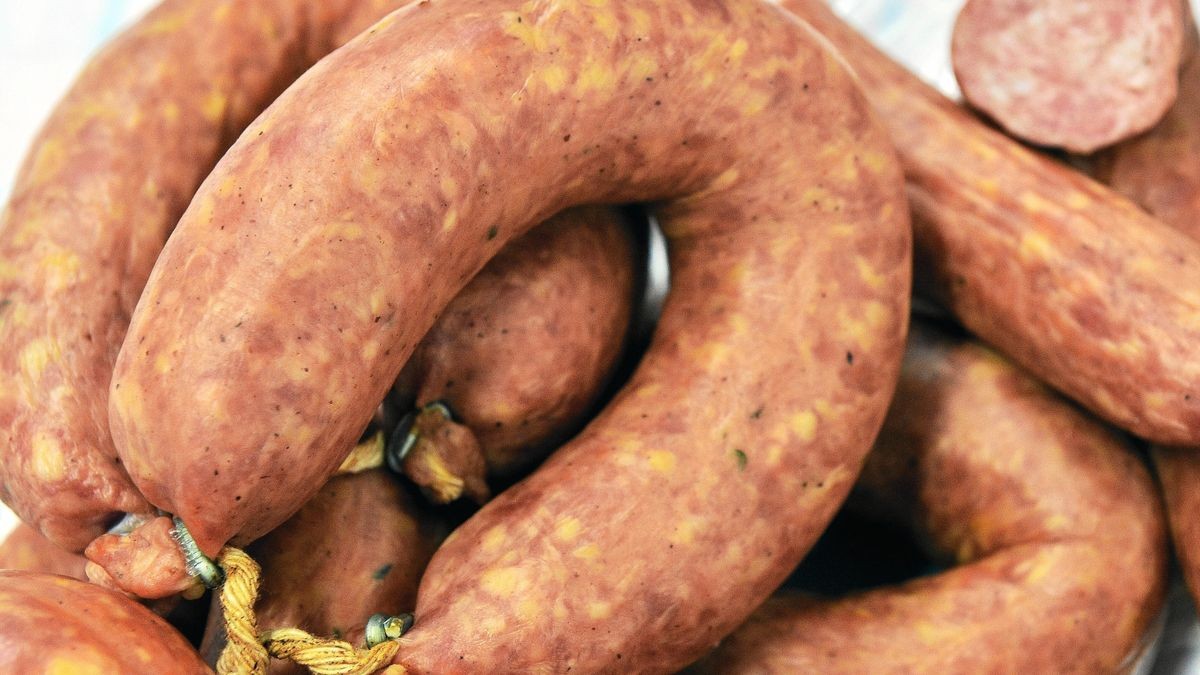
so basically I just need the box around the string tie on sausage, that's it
[334,398,439,476]
[215,546,411,675]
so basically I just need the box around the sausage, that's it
[0,525,213,650]
[1151,448,1200,604]
[107,1,912,671]
[0,0,420,553]
[950,0,1185,153]
[1094,16,1200,239]
[85,204,636,594]
[1087,11,1200,625]
[782,0,1200,446]
[0,523,87,580]
[0,570,210,673]
[197,469,444,674]
[394,205,637,501]
[690,320,1168,674]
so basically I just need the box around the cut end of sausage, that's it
[83,515,199,600]
[951,0,1184,153]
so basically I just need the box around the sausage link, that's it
[950,0,1185,153]
[782,0,1200,446]
[198,469,444,674]
[396,205,637,500]
[0,570,210,673]
[0,0,411,552]
[691,320,1168,674]
[1094,13,1200,239]
[0,523,87,581]
[1151,447,1200,604]
[86,204,637,594]
[1087,9,1200,625]
[108,1,911,671]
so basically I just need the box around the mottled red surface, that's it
[786,0,1200,446]
[199,470,443,674]
[1093,15,1200,621]
[1096,17,1200,239]
[108,0,911,671]
[0,523,87,580]
[693,321,1168,673]
[400,205,636,484]
[0,0,409,552]
[1153,447,1200,606]
[0,570,210,673]
[951,0,1183,153]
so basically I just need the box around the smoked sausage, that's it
[691,320,1168,674]
[1151,447,1200,607]
[950,0,1185,153]
[108,1,912,671]
[0,0,413,552]
[1094,16,1200,239]
[1088,11,1200,625]
[84,213,634,593]
[0,570,210,674]
[86,204,637,595]
[783,0,1200,446]
[0,523,87,580]
[198,469,444,674]
[394,205,636,500]
[0,0,635,552]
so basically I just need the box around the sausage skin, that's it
[0,523,87,580]
[108,1,912,672]
[1152,447,1200,606]
[0,570,210,673]
[950,0,1184,153]
[86,204,636,593]
[396,205,637,499]
[0,0,411,552]
[691,320,1168,674]
[198,469,443,674]
[1087,13,1200,621]
[782,0,1200,446]
[1094,19,1200,239]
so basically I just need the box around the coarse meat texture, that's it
[783,0,1200,446]
[0,570,211,674]
[106,0,911,672]
[393,205,638,501]
[951,0,1184,153]
[0,0,412,553]
[1095,13,1200,240]
[690,319,1167,674]
[0,522,87,580]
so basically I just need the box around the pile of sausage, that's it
[0,0,1195,672]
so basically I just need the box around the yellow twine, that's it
[216,548,269,675]
[262,628,401,675]
[215,547,404,675]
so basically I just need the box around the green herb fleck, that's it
[331,627,343,640]
[733,449,747,471]
[750,406,764,420]
[486,225,499,240]
[372,563,393,580]
[0,299,10,311]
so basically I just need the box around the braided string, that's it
[215,547,407,675]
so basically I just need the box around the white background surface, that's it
[0,1,1196,672]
